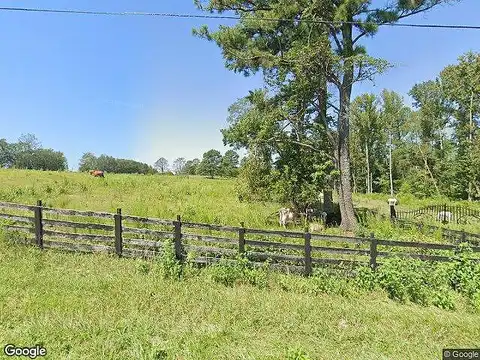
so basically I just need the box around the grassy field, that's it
[0,169,281,229]
[0,169,479,236]
[1,238,479,360]
[1,169,480,359]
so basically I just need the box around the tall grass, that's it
[0,168,478,239]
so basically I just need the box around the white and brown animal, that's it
[279,208,300,228]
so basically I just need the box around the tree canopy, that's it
[194,0,454,229]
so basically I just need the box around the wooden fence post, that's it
[114,208,123,257]
[369,233,378,270]
[304,231,312,277]
[34,200,43,249]
[174,215,183,261]
[239,221,245,254]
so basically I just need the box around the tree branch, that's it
[352,3,443,45]
[329,26,344,52]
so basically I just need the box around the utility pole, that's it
[389,132,394,197]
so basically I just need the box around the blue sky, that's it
[0,0,479,170]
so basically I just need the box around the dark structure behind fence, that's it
[396,204,480,224]
[0,200,479,276]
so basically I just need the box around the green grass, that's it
[1,169,480,359]
[0,169,281,229]
[1,169,479,236]
[1,238,479,360]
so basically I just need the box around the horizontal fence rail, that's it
[1,200,480,277]
[394,218,480,245]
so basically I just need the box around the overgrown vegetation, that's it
[157,239,480,312]
[193,0,468,232]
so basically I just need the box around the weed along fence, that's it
[394,218,480,246]
[1,200,480,276]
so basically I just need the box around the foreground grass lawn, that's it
[1,239,479,360]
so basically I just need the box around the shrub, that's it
[286,348,312,360]
[158,239,182,280]
[207,255,269,288]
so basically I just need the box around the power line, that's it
[0,6,479,30]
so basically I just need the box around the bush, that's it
[449,248,480,306]
[207,256,269,288]
[158,240,183,280]
[286,348,312,360]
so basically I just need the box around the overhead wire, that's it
[0,6,479,30]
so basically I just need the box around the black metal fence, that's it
[395,204,480,224]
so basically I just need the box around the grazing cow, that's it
[89,170,104,178]
[437,211,453,222]
[279,208,299,228]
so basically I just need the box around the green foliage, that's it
[220,149,240,177]
[0,138,16,168]
[354,257,480,311]
[3,234,480,360]
[172,157,186,174]
[197,149,223,178]
[78,152,97,172]
[79,153,156,174]
[350,93,385,194]
[449,249,480,301]
[183,158,200,175]
[0,134,67,171]
[285,348,312,360]
[158,239,183,280]
[207,255,269,288]
[235,152,274,202]
[15,148,68,171]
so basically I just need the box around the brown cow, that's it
[89,170,104,178]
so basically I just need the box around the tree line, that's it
[0,134,68,171]
[154,149,241,178]
[0,134,242,178]
[193,0,476,230]
[78,153,157,175]
[350,52,480,201]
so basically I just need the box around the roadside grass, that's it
[1,236,479,360]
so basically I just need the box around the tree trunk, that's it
[337,23,357,231]
[370,172,373,194]
[419,145,440,195]
[365,143,370,194]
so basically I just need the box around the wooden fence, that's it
[394,218,480,246]
[1,200,480,276]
